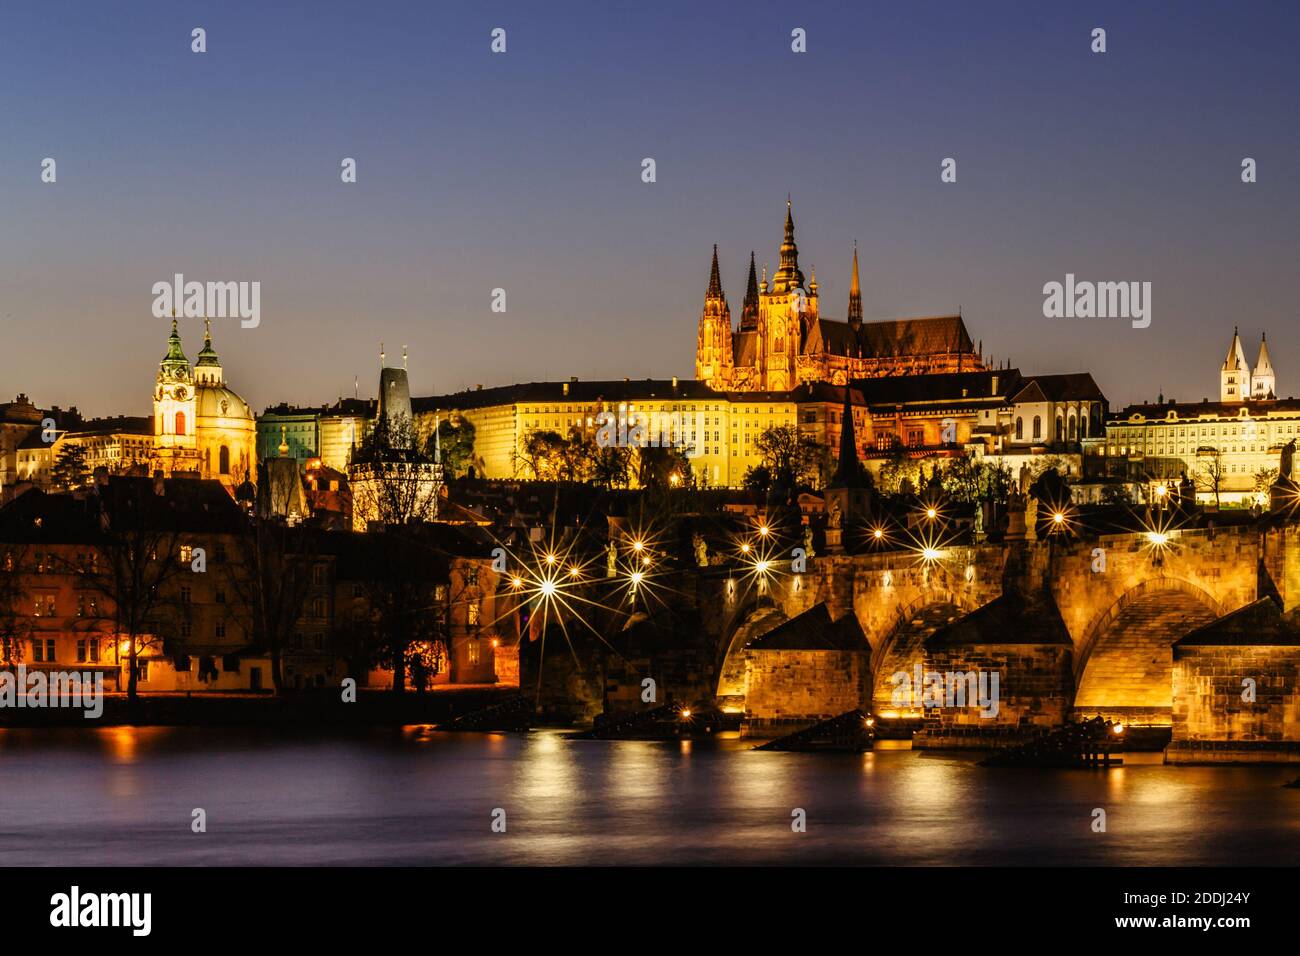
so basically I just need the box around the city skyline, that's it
[3,1,1299,416]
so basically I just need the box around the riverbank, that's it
[0,685,521,727]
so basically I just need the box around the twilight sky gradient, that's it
[2,0,1298,417]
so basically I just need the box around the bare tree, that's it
[81,485,184,709]
[351,414,442,526]
[226,517,316,694]
[1196,450,1225,509]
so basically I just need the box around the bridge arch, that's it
[868,589,980,714]
[1072,576,1224,723]
[714,596,787,699]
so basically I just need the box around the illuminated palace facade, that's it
[695,200,986,392]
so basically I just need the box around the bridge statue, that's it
[692,532,708,568]
[1282,438,1296,481]
[606,540,617,578]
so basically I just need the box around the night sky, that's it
[2,0,1297,416]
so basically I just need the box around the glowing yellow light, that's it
[641,555,651,566]
[1052,512,1065,524]
[680,708,692,719]
[740,542,751,554]
[1112,723,1125,735]
[669,472,682,487]
[879,710,901,720]
[511,576,523,589]
[756,559,770,574]
[540,579,557,598]
[873,528,884,540]
[921,547,942,561]
[864,717,875,728]
[1154,484,1167,498]
[545,553,557,565]
[630,571,644,585]
[632,540,644,552]
[568,566,581,579]
[926,508,937,519]
[491,638,499,648]
[1146,531,1168,546]
[758,525,770,537]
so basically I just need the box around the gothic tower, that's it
[739,251,760,333]
[694,245,734,388]
[1220,327,1251,402]
[1253,332,1276,399]
[847,243,863,330]
[756,199,812,391]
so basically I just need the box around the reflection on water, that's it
[0,726,1296,866]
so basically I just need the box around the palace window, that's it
[219,446,231,475]
[468,640,480,665]
[1015,418,1024,440]
[1033,416,1043,440]
[176,411,186,435]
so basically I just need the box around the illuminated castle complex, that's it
[695,200,986,392]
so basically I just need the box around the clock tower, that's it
[152,317,201,475]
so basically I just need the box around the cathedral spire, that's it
[740,251,760,331]
[706,244,724,301]
[772,197,805,293]
[847,242,863,328]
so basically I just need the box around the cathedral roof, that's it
[733,330,759,367]
[814,315,976,360]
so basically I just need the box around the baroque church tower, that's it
[153,317,201,475]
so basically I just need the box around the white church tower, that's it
[1252,332,1276,399]
[1220,327,1251,402]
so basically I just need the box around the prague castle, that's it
[695,200,985,392]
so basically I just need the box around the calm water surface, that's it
[1,727,1297,865]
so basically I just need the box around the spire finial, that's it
[706,244,723,299]
[203,316,212,344]
[403,345,408,370]
[380,341,385,369]
[847,244,863,327]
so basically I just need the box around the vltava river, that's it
[1,727,1296,865]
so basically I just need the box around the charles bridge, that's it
[535,517,1300,763]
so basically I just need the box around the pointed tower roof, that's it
[1255,331,1273,373]
[740,251,760,331]
[830,385,864,488]
[847,242,863,328]
[1223,326,1246,370]
[771,197,805,293]
[706,244,724,300]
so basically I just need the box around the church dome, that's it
[195,383,253,423]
